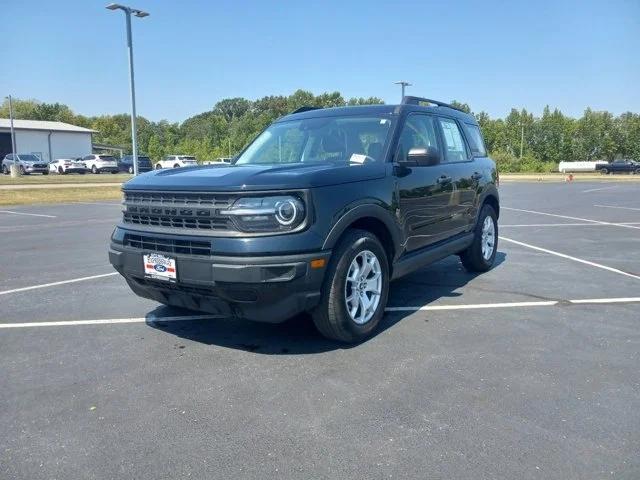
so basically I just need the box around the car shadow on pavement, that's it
[146,252,506,354]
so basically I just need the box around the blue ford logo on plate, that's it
[154,264,167,273]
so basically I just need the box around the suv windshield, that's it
[17,154,41,162]
[235,115,393,165]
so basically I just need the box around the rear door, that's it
[436,117,480,233]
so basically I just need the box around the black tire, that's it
[600,168,609,175]
[19,165,26,175]
[155,164,162,170]
[91,165,99,174]
[173,164,180,168]
[312,229,390,343]
[42,170,49,175]
[111,170,117,174]
[58,167,65,175]
[2,165,8,175]
[635,168,640,175]
[460,204,498,273]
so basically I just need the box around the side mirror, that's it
[407,146,440,166]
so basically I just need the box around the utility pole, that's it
[520,123,524,160]
[6,95,19,177]
[394,81,412,102]
[106,3,149,175]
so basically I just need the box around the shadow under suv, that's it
[109,97,499,342]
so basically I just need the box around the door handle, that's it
[471,172,483,180]
[436,175,452,184]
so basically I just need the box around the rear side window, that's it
[438,118,468,163]
[462,123,487,157]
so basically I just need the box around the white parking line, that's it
[0,314,222,329]
[501,222,640,227]
[2,297,640,329]
[593,204,640,212]
[0,272,119,296]
[502,207,640,230]
[581,186,619,193]
[385,300,558,311]
[0,210,57,218]
[500,236,640,280]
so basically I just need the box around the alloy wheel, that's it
[344,250,383,325]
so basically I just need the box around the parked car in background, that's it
[82,154,119,174]
[2,154,49,175]
[49,158,87,174]
[119,155,153,174]
[595,159,640,175]
[154,155,198,169]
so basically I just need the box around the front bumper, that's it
[109,238,331,322]
[24,166,48,173]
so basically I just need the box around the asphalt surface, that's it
[1,181,639,479]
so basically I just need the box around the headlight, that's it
[221,195,306,232]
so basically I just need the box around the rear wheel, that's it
[155,164,162,170]
[128,166,134,174]
[91,165,99,174]
[173,164,180,168]
[460,204,498,273]
[42,170,49,175]
[312,229,389,343]
[58,167,65,174]
[600,168,609,175]
[635,168,640,175]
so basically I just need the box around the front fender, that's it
[321,203,402,259]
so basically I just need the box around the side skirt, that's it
[391,233,474,280]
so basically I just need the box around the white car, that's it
[81,154,119,174]
[49,158,87,174]
[155,155,198,169]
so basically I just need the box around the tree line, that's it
[2,90,638,172]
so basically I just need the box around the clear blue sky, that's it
[2,0,639,123]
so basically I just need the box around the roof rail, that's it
[401,96,467,113]
[290,106,322,114]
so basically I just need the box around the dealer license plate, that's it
[143,253,177,281]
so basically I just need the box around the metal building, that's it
[0,119,95,162]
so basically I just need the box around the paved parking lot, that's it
[1,181,639,479]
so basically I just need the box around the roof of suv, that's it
[277,102,478,124]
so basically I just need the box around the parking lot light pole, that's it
[5,95,19,177]
[106,3,149,176]
[394,81,412,102]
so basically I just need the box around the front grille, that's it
[124,233,211,256]
[122,190,235,232]
[33,164,47,168]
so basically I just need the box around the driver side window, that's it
[396,115,438,162]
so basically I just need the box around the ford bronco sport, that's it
[109,96,499,342]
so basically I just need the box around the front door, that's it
[394,113,458,252]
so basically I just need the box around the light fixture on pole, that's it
[394,81,412,102]
[106,3,149,176]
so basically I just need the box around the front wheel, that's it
[312,229,389,343]
[155,164,162,170]
[600,168,609,175]
[128,166,134,174]
[2,165,9,175]
[460,204,498,272]
[91,165,99,174]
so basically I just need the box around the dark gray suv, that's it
[109,97,499,342]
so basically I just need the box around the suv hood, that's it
[124,162,387,191]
